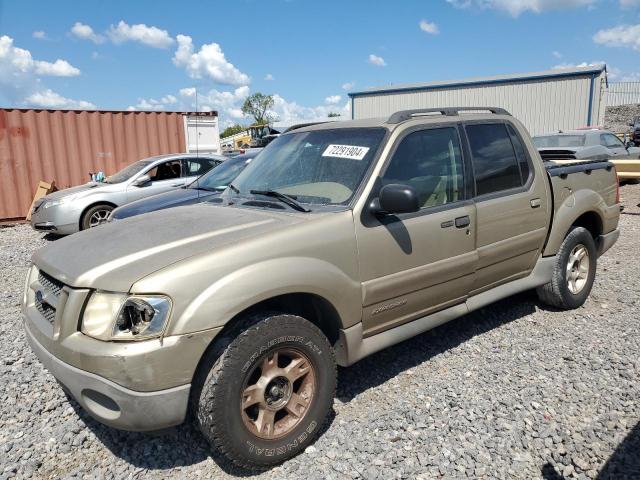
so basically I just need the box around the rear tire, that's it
[81,204,114,230]
[193,312,336,470]
[536,226,597,309]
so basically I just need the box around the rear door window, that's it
[466,123,522,196]
[506,124,531,185]
[184,158,220,176]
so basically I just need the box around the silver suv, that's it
[30,153,224,235]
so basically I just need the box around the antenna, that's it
[194,87,200,157]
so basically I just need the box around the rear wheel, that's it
[536,227,597,309]
[81,204,113,230]
[193,313,336,469]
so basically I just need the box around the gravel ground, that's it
[605,104,640,134]
[1,186,639,480]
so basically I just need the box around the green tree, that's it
[327,112,341,118]
[241,93,275,125]
[221,124,246,138]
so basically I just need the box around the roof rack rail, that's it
[282,121,330,133]
[387,107,511,124]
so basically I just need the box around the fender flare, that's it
[167,256,362,335]
[543,188,605,256]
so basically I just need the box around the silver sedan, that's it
[30,153,224,235]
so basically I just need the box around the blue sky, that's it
[1,0,640,127]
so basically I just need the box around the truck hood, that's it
[32,204,306,292]
[110,188,215,220]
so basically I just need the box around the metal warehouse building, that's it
[349,65,607,136]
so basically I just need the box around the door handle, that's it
[455,216,470,228]
[530,198,542,208]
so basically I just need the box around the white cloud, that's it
[0,35,88,108]
[129,86,351,128]
[552,60,605,70]
[419,19,440,34]
[271,95,351,123]
[325,95,342,104]
[620,0,640,7]
[173,34,250,86]
[342,81,355,90]
[70,22,105,44]
[25,89,95,109]
[34,59,80,76]
[265,73,274,81]
[446,0,595,17]
[594,24,640,51]
[107,20,174,48]
[127,93,179,111]
[368,54,386,66]
[552,50,562,59]
[0,35,80,78]
[32,31,47,40]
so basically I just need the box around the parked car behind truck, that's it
[23,108,620,469]
[109,150,261,222]
[533,129,640,180]
[30,153,224,235]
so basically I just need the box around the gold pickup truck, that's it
[24,108,620,469]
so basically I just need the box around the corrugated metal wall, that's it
[352,73,605,136]
[0,109,192,220]
[607,82,640,106]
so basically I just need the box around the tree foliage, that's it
[327,112,341,118]
[221,124,246,138]
[241,92,275,125]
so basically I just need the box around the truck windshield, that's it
[106,160,153,184]
[533,135,586,148]
[231,127,386,205]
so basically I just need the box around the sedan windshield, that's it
[231,127,386,206]
[533,135,586,148]
[189,156,251,191]
[106,160,153,184]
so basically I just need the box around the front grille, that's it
[35,301,56,324]
[39,271,63,297]
[35,270,65,325]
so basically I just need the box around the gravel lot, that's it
[1,186,639,480]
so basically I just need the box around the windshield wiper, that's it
[250,189,311,213]
[228,183,240,194]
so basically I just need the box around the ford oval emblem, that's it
[35,289,44,303]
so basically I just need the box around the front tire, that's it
[81,204,114,230]
[536,226,597,309]
[193,313,336,469]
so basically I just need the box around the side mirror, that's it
[133,174,151,187]
[371,184,420,215]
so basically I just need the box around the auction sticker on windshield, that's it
[322,144,370,160]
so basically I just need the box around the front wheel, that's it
[81,204,114,230]
[536,226,597,309]
[193,313,336,469]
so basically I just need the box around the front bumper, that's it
[30,202,82,235]
[25,321,189,431]
[22,265,223,431]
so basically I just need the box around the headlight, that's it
[44,196,75,208]
[81,292,172,341]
